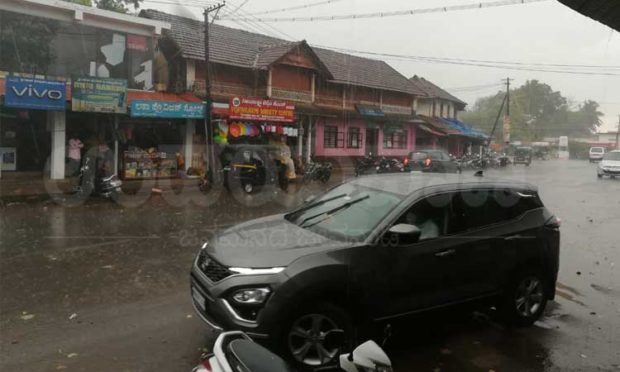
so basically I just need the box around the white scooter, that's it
[192,330,393,372]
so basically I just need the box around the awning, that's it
[355,104,384,117]
[440,118,488,139]
[418,115,460,135]
[417,123,446,137]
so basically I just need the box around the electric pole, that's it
[502,77,513,145]
[204,1,225,182]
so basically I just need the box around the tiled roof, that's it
[313,48,426,95]
[409,75,466,106]
[141,9,423,95]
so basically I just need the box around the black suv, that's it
[404,149,460,173]
[190,173,560,368]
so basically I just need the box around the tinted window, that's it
[410,151,428,161]
[603,152,620,161]
[450,189,543,233]
[590,147,604,153]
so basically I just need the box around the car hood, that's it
[600,159,620,167]
[205,214,354,268]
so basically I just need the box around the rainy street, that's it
[1,160,619,372]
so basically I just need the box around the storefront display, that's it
[123,150,177,179]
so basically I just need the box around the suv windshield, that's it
[287,183,403,240]
[590,147,604,153]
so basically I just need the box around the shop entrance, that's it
[366,128,378,155]
[0,108,50,174]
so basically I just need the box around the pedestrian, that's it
[67,134,84,176]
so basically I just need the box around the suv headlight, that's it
[232,288,270,304]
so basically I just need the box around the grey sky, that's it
[142,0,620,132]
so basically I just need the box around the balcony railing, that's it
[271,88,312,103]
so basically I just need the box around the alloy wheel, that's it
[515,276,544,318]
[288,313,340,366]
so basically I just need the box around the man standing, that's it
[67,134,84,176]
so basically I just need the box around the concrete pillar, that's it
[186,60,196,90]
[267,68,273,98]
[48,110,66,180]
[113,116,119,175]
[297,118,303,158]
[311,74,316,103]
[306,116,313,163]
[184,119,195,170]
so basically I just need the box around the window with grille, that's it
[347,127,362,148]
[324,126,344,148]
[383,130,407,149]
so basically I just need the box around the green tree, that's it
[461,80,601,142]
[95,0,143,13]
[62,0,93,5]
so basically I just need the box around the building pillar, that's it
[114,116,119,175]
[48,110,66,180]
[311,74,316,103]
[297,117,303,158]
[184,119,195,170]
[267,68,273,98]
[306,115,313,163]
[186,60,196,90]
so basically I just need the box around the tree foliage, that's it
[461,80,603,142]
[62,0,143,13]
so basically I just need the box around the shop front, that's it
[121,92,205,180]
[0,76,66,178]
[211,97,299,178]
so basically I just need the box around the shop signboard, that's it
[4,77,66,111]
[229,97,295,123]
[355,104,384,117]
[72,77,127,114]
[130,100,205,119]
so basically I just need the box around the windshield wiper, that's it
[299,195,370,228]
[286,193,348,220]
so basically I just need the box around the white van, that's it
[558,136,569,160]
[589,147,605,162]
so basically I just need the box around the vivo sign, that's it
[5,77,66,110]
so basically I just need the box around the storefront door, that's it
[366,128,378,155]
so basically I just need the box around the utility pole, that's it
[203,1,225,182]
[502,77,512,145]
[616,114,619,149]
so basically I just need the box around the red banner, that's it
[229,97,295,123]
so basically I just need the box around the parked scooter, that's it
[354,153,376,177]
[376,157,405,174]
[192,330,392,372]
[73,153,122,198]
[303,160,333,184]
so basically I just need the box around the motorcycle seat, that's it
[226,339,293,372]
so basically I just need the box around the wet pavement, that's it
[1,160,619,372]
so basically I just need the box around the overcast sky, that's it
[143,0,620,132]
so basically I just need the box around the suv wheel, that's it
[283,302,352,368]
[501,270,547,327]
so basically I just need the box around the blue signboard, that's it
[4,77,66,110]
[355,104,384,117]
[131,100,205,119]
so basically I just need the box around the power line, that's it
[225,0,549,22]
[314,45,620,76]
[220,0,345,17]
[220,0,296,40]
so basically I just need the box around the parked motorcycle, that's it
[192,330,392,372]
[354,154,376,177]
[376,157,405,174]
[73,154,122,198]
[303,161,333,184]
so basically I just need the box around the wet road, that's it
[1,160,619,372]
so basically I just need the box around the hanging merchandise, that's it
[277,126,284,135]
[229,122,241,137]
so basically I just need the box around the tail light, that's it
[194,359,212,372]
[545,216,561,229]
[403,157,409,166]
[424,158,432,167]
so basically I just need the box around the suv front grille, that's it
[198,253,233,282]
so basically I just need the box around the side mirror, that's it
[387,224,421,245]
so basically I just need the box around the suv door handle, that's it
[435,249,455,257]
[504,235,523,241]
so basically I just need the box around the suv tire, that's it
[280,302,353,369]
[501,269,548,327]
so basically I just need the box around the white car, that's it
[589,147,606,162]
[597,150,620,178]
